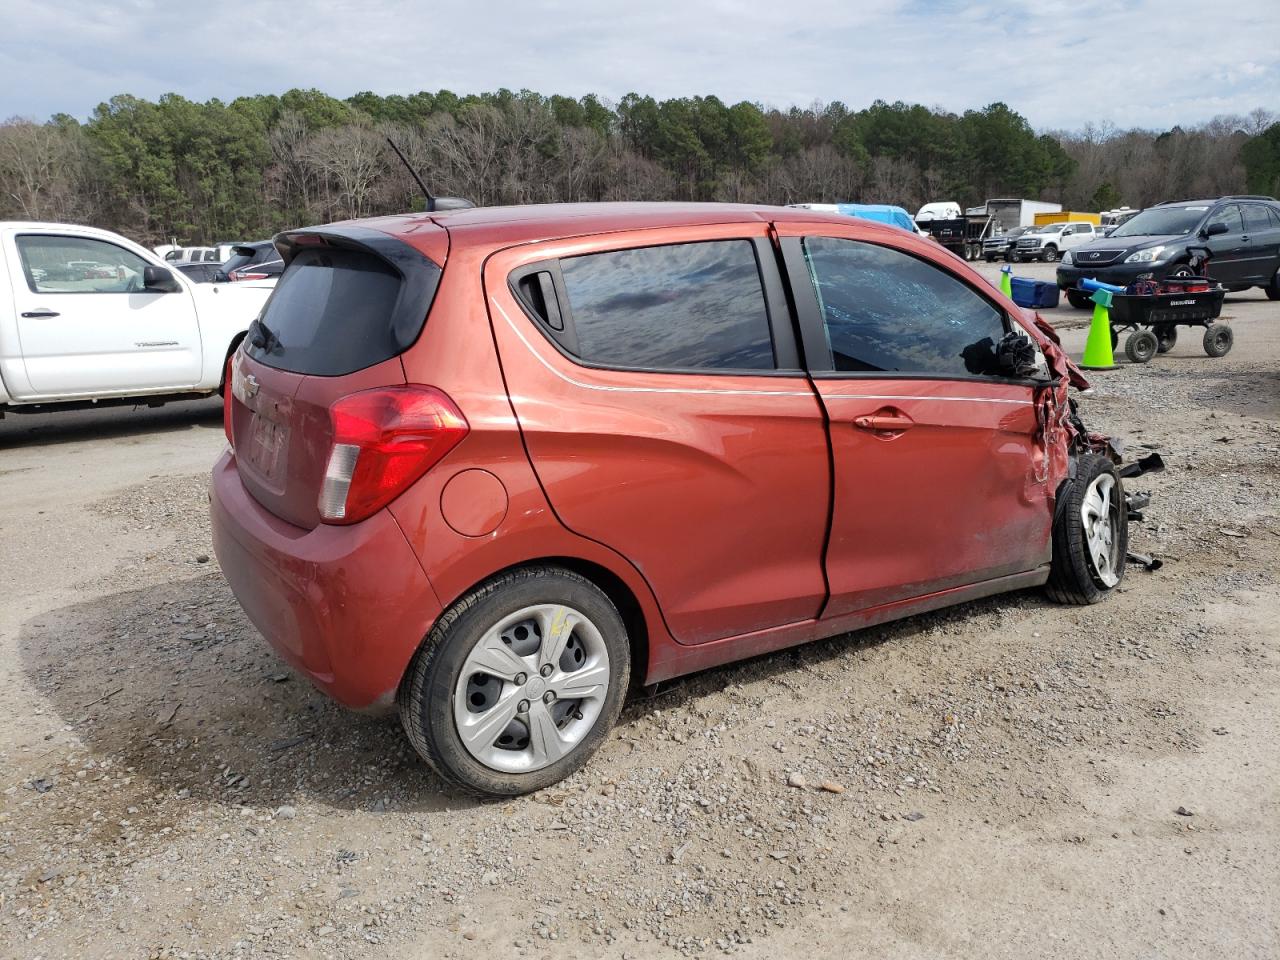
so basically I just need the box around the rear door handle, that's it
[21,309,60,318]
[854,412,915,432]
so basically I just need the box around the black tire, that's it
[1155,324,1177,353]
[1066,289,1092,310]
[398,565,631,797]
[985,254,997,263]
[1042,245,1059,263]
[1266,267,1280,300]
[1125,329,1158,363]
[1008,252,1021,263]
[1202,323,1233,358]
[1167,263,1194,279]
[1045,454,1128,605]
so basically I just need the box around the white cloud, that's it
[0,0,1276,130]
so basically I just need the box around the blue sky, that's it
[1,0,1276,130]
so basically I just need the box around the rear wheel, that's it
[1265,267,1279,301]
[1155,325,1178,353]
[1202,323,1233,358]
[1046,454,1127,605]
[399,566,630,797]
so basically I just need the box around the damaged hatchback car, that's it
[211,203,1153,796]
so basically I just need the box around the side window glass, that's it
[1243,205,1272,233]
[556,240,775,371]
[1269,208,1280,230]
[1206,205,1243,234]
[16,235,151,294]
[802,236,1008,377]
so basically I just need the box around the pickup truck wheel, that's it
[1042,245,1059,262]
[1008,252,1020,263]
[1045,454,1127,605]
[398,565,630,797]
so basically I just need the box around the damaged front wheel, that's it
[1045,454,1128,605]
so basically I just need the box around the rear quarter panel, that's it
[191,282,273,387]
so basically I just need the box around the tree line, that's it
[1,88,1277,246]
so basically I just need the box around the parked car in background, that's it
[163,246,224,264]
[176,261,223,283]
[212,202,1137,798]
[1011,221,1099,262]
[982,225,1034,261]
[220,241,284,281]
[0,222,273,413]
[1058,196,1280,306]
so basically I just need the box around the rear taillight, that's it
[223,356,235,448]
[318,386,469,525]
[233,271,268,281]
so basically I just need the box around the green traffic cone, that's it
[999,264,1013,298]
[1079,289,1117,370]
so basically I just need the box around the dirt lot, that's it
[2,269,1278,960]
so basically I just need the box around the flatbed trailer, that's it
[914,214,997,261]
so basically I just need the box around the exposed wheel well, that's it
[428,557,651,691]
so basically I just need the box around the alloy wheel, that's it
[452,603,610,774]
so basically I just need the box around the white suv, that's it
[1011,221,1098,263]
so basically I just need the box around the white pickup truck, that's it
[0,222,273,415]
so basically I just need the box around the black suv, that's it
[1057,196,1280,308]
[217,241,284,282]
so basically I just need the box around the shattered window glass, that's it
[802,237,1008,377]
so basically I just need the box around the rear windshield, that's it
[245,246,437,376]
[221,246,265,275]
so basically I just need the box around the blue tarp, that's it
[834,203,917,233]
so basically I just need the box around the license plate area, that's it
[243,409,289,490]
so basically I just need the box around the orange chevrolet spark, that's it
[211,203,1145,796]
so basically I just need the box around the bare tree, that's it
[300,123,386,221]
[0,117,87,221]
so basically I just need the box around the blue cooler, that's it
[1009,277,1060,308]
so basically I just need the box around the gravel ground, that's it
[1,277,1277,960]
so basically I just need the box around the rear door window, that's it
[553,240,776,371]
[802,237,1008,377]
[1243,205,1274,233]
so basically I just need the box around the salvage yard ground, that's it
[1,261,1278,959]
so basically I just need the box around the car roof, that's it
[357,201,908,249]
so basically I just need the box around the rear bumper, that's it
[210,450,443,709]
